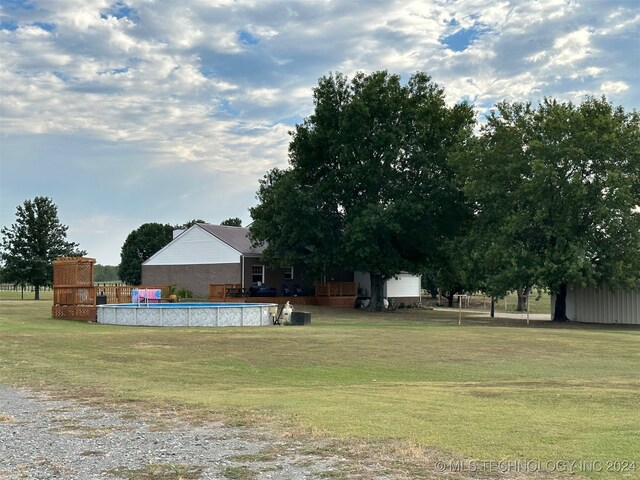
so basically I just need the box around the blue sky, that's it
[1,0,638,265]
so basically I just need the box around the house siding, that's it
[355,271,421,299]
[385,274,422,298]
[242,258,313,296]
[144,226,240,265]
[142,263,240,297]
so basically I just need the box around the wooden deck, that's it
[209,281,357,308]
[52,284,171,321]
[246,296,318,306]
[233,296,357,307]
[315,296,357,307]
[315,281,357,297]
[313,281,356,307]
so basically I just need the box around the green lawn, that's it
[0,299,638,478]
[0,288,53,301]
[495,291,551,314]
[433,291,552,314]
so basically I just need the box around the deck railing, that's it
[54,285,171,306]
[315,282,357,297]
[209,284,242,301]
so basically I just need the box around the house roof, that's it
[197,224,265,256]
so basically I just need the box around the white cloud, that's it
[0,0,638,263]
[600,81,629,94]
[550,28,593,66]
[583,67,605,77]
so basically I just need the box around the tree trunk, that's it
[516,286,531,312]
[368,273,386,311]
[552,283,569,322]
[490,298,495,318]
[446,291,454,308]
[34,285,40,300]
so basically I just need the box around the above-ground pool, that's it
[97,303,276,327]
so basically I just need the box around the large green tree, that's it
[118,223,173,285]
[1,196,85,299]
[455,97,640,320]
[452,104,541,310]
[251,71,474,309]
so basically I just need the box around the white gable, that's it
[144,225,240,265]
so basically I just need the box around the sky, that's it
[1,0,638,265]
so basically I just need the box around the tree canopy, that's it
[118,223,173,285]
[221,217,242,227]
[175,219,206,229]
[454,97,640,319]
[250,71,474,308]
[251,72,639,317]
[94,264,120,282]
[0,196,85,299]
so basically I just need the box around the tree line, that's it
[2,71,638,315]
[249,71,640,319]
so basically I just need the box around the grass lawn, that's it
[432,290,552,314]
[0,299,638,478]
[0,288,53,301]
[494,291,551,314]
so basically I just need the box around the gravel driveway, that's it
[0,386,342,480]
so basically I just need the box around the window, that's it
[284,267,294,280]
[252,265,265,284]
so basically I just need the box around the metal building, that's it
[552,285,640,324]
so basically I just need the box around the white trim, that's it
[252,265,265,284]
[284,266,294,280]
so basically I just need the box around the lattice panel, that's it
[53,257,95,287]
[52,305,97,321]
[75,262,93,286]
